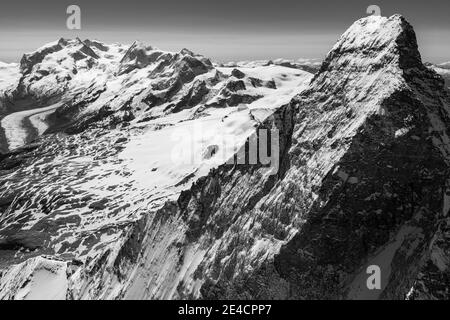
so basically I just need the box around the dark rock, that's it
[231,69,245,79]
[114,137,128,144]
[89,198,108,210]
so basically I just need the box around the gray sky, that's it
[0,0,449,63]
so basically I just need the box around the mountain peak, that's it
[307,14,426,108]
[319,15,421,74]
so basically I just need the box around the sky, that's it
[0,0,449,64]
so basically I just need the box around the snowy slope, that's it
[437,61,450,69]
[0,62,20,114]
[433,67,450,89]
[1,36,312,152]
[103,15,450,300]
[0,38,313,299]
[0,256,68,300]
[1,103,61,150]
[15,38,127,102]
[426,62,450,90]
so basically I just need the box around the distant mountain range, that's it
[426,61,450,89]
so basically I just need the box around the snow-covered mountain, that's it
[0,34,313,299]
[426,62,450,90]
[0,62,20,111]
[0,14,449,300]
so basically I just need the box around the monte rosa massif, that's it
[0,15,449,300]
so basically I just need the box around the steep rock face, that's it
[74,15,450,300]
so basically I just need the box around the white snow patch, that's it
[0,256,68,300]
